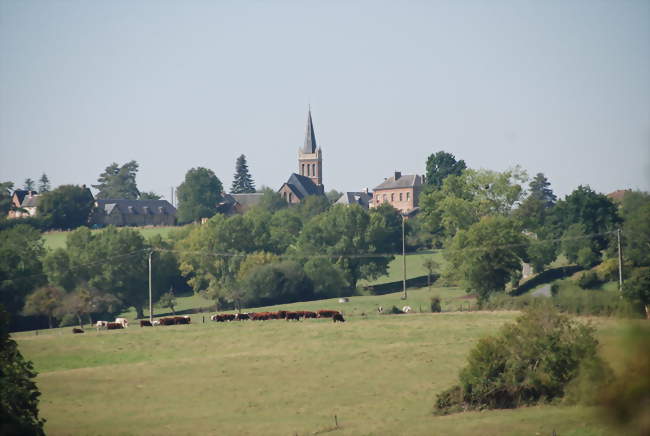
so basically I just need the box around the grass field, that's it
[14,286,625,436]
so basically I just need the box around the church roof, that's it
[284,173,323,199]
[302,109,317,153]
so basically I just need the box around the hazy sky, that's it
[1,0,648,201]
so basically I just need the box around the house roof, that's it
[282,173,323,199]
[373,174,423,191]
[336,191,373,208]
[302,109,318,154]
[606,189,630,203]
[12,190,37,205]
[96,199,176,215]
[231,193,264,208]
[21,195,40,208]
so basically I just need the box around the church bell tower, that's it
[298,108,323,189]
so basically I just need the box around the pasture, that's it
[42,226,180,250]
[14,292,624,436]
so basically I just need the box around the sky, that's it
[1,0,649,201]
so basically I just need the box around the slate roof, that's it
[95,199,176,215]
[231,193,264,208]
[21,195,40,208]
[373,174,423,191]
[302,109,318,154]
[12,190,37,205]
[283,173,323,199]
[336,191,373,208]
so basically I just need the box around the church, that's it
[278,109,326,203]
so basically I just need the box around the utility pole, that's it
[617,228,623,293]
[402,214,407,300]
[148,250,153,322]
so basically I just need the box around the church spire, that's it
[302,108,317,153]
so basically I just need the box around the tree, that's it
[422,257,439,289]
[139,191,161,200]
[553,185,620,252]
[38,185,94,230]
[445,216,528,303]
[92,161,140,200]
[515,173,557,233]
[303,258,349,298]
[0,225,45,316]
[242,261,313,307]
[623,267,650,318]
[55,284,118,327]
[326,189,342,203]
[23,179,35,192]
[561,223,600,267]
[425,151,466,189]
[37,174,50,193]
[0,305,46,436]
[0,182,14,217]
[620,192,650,267]
[253,187,287,213]
[157,290,177,315]
[528,173,557,206]
[176,167,223,223]
[230,154,255,194]
[22,285,65,328]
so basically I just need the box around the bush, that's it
[578,271,601,289]
[430,296,442,313]
[389,305,403,314]
[57,313,77,327]
[434,306,611,414]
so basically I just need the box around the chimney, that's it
[363,187,369,194]
[394,171,401,180]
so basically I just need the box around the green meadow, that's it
[14,288,624,436]
[42,226,180,251]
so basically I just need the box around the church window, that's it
[399,193,403,201]
[312,164,315,176]
[307,165,310,176]
[302,164,305,175]
[289,193,293,202]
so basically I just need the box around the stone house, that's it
[91,199,176,227]
[371,171,424,214]
[8,190,39,218]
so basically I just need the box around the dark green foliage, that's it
[0,225,45,316]
[242,261,313,307]
[430,296,441,312]
[514,173,557,235]
[434,306,611,414]
[620,192,650,267]
[303,258,348,299]
[176,167,223,223]
[577,271,601,289]
[425,151,466,189]
[526,239,558,273]
[37,174,50,193]
[23,178,35,191]
[139,191,161,200]
[38,184,94,230]
[253,187,287,213]
[22,285,65,328]
[0,305,45,435]
[230,154,255,194]
[157,291,177,315]
[92,161,140,200]
[445,216,528,303]
[325,189,342,203]
[0,181,14,216]
[553,185,620,252]
[561,223,601,267]
[623,267,650,318]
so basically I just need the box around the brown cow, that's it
[285,312,300,321]
[174,316,191,324]
[317,310,339,318]
[72,327,84,334]
[303,311,318,319]
[235,313,250,321]
[159,317,176,326]
[140,320,153,327]
[106,322,124,330]
[333,313,346,323]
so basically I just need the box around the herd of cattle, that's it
[77,310,345,333]
[210,309,345,322]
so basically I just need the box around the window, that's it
[312,164,316,176]
[301,164,305,175]
[399,193,403,201]
[391,193,394,202]
[307,165,310,176]
[383,194,387,202]
[406,192,410,201]
[289,193,293,202]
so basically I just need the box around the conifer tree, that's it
[230,154,256,194]
[23,178,35,191]
[38,173,50,193]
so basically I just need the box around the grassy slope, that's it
[42,226,179,250]
[15,288,623,436]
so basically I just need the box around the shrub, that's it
[578,271,601,289]
[430,296,442,313]
[57,313,77,327]
[434,306,611,414]
[389,305,403,314]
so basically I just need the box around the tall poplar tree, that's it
[230,155,255,194]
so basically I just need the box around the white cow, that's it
[152,320,161,326]
[115,318,129,328]
[402,306,412,313]
[95,321,108,330]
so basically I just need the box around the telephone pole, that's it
[402,214,407,300]
[617,228,623,293]
[148,250,153,322]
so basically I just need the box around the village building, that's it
[335,190,373,209]
[8,190,40,218]
[278,109,326,204]
[371,171,424,215]
[217,193,264,215]
[90,199,176,227]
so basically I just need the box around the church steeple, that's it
[302,108,317,153]
[298,107,323,189]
